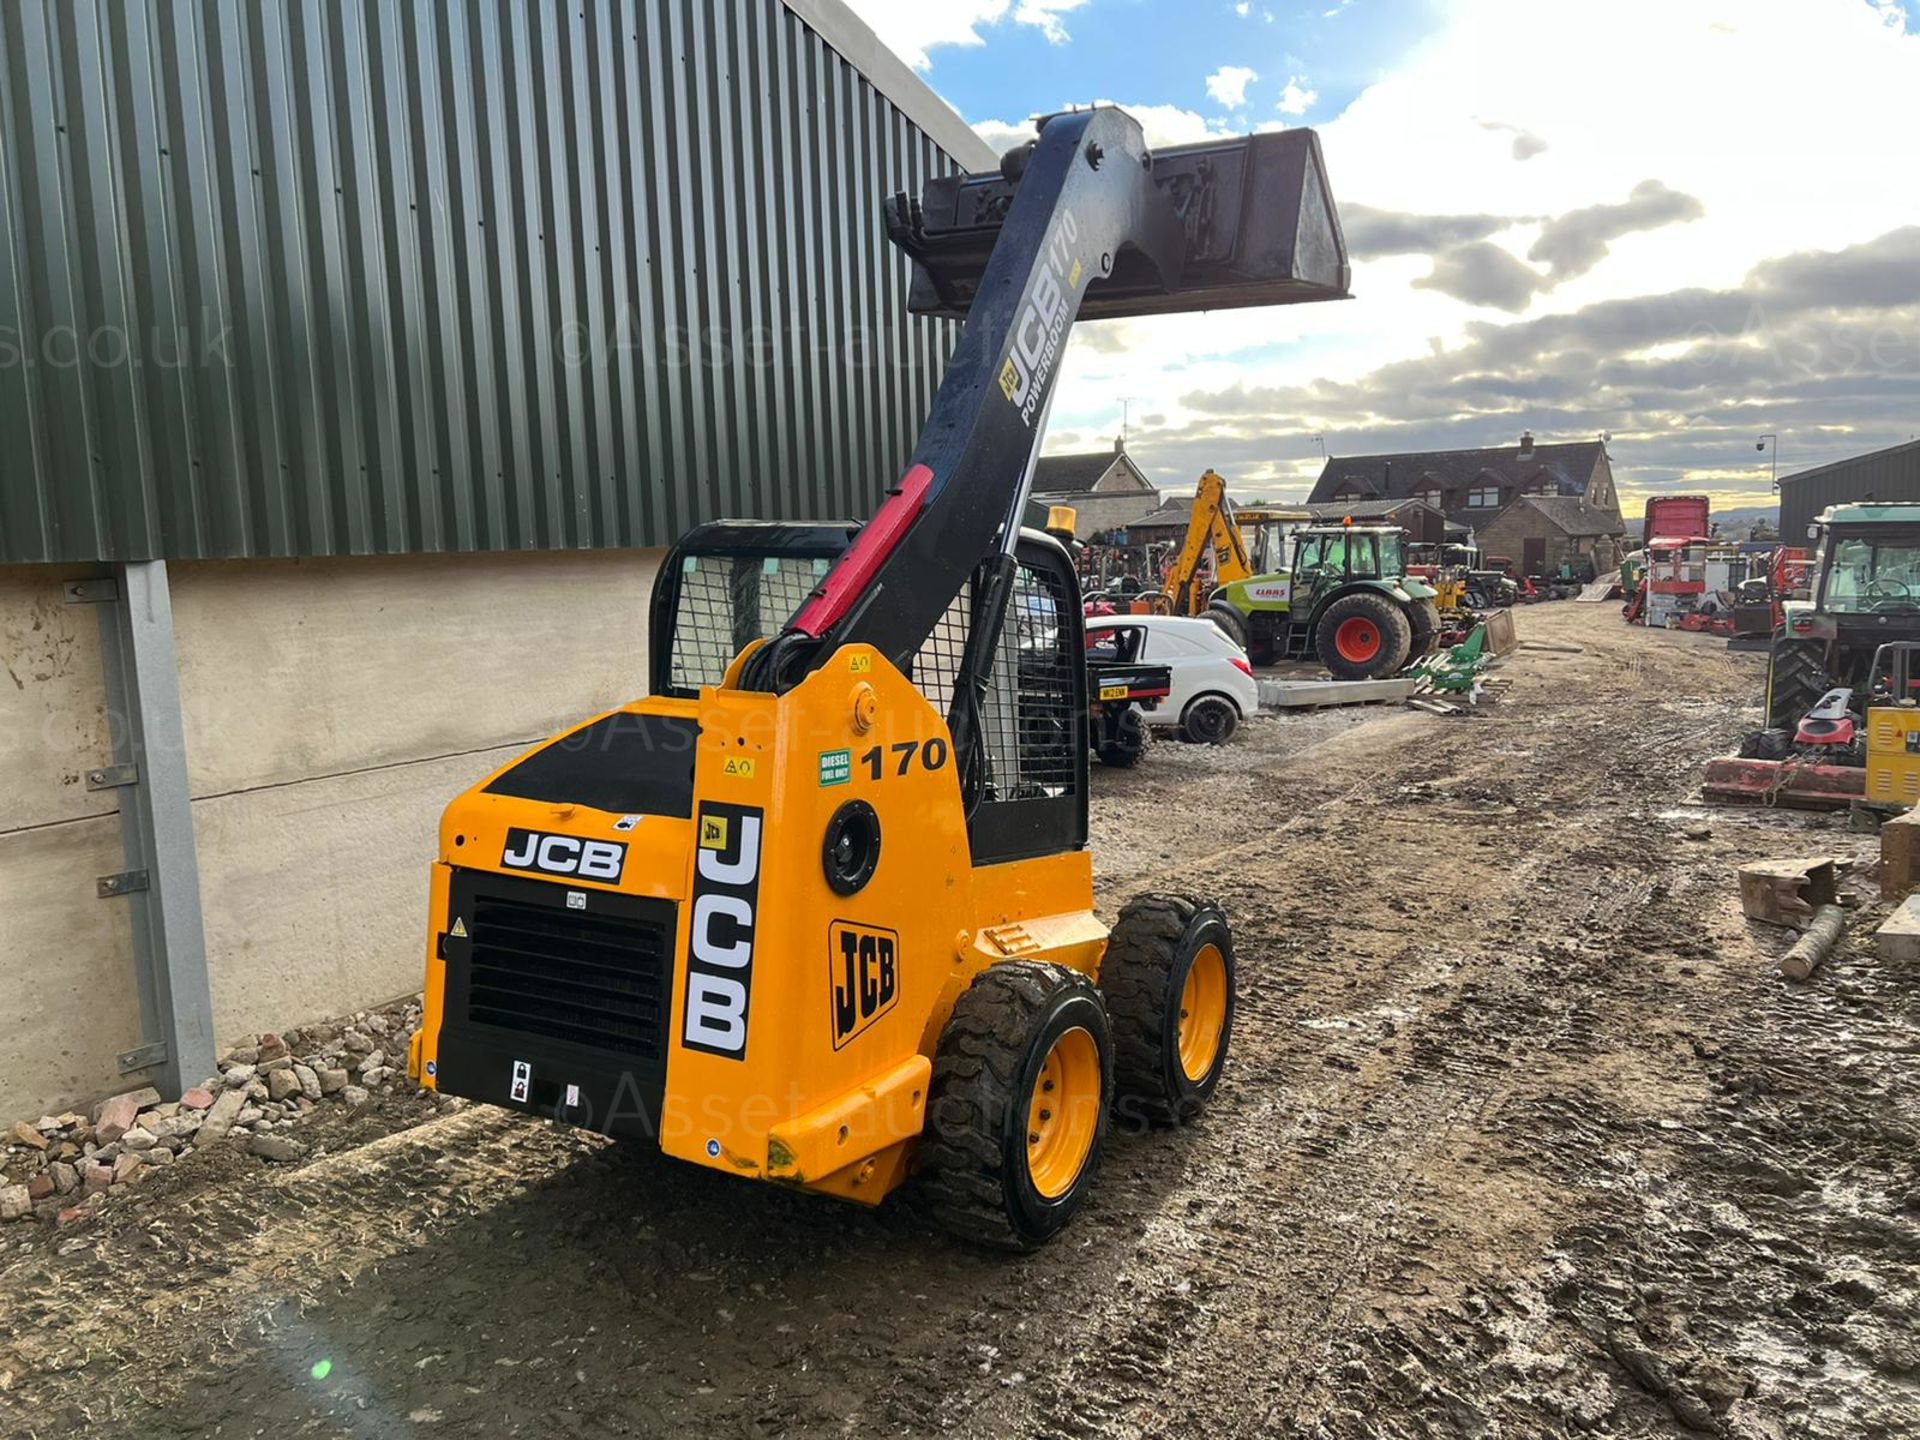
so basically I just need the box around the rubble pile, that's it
[0,997,423,1227]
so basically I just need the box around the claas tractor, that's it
[1763,504,1920,732]
[1205,523,1442,678]
[406,108,1351,1248]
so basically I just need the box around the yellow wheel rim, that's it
[1177,943,1228,1083]
[1025,1026,1102,1200]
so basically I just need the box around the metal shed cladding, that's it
[1778,440,1920,542]
[0,0,983,564]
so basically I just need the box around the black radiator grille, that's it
[465,893,672,1059]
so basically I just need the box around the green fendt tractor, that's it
[1205,523,1442,679]
[1765,503,1920,728]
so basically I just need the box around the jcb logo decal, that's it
[683,803,762,1059]
[829,921,899,1049]
[501,828,626,883]
[998,208,1080,426]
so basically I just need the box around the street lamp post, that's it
[1757,434,1779,491]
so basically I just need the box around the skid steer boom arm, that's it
[743,107,1348,749]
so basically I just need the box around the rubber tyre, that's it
[1102,894,1235,1126]
[920,961,1114,1250]
[1179,694,1240,745]
[1095,706,1148,768]
[1315,592,1413,680]
[1738,727,1794,760]
[1766,638,1828,730]
[1207,603,1250,652]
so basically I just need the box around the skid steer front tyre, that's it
[1102,894,1235,1126]
[921,962,1114,1251]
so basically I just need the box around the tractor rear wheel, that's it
[921,961,1114,1250]
[1766,638,1828,730]
[1101,894,1235,1126]
[1315,592,1413,680]
[1206,602,1250,652]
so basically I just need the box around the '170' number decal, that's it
[860,738,948,780]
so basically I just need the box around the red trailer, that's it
[1644,495,1711,543]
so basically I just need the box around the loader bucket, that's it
[891,121,1351,321]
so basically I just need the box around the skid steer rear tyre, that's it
[1095,706,1148,768]
[921,962,1114,1251]
[1101,894,1235,1127]
[1316,592,1413,680]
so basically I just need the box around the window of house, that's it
[1414,487,1443,508]
[1467,486,1502,508]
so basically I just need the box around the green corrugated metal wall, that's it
[0,0,962,564]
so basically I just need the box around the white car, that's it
[1085,614,1260,744]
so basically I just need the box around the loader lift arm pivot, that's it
[743,109,1350,777]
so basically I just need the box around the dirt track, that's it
[3,602,1918,1438]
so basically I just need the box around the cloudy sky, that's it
[845,0,1920,513]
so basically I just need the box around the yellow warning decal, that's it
[699,815,730,850]
[721,756,757,779]
[850,653,872,674]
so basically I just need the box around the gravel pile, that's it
[0,996,424,1226]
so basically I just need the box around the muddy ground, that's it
[2,601,1917,1438]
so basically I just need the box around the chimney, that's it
[1518,431,1535,460]
[1114,434,1125,455]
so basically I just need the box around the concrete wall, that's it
[0,549,663,1120]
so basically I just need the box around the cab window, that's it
[1086,625,1144,662]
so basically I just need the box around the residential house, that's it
[1309,436,1626,577]
[1303,499,1448,544]
[1031,439,1159,539]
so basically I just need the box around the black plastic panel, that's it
[484,713,699,818]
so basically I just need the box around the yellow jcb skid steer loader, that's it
[407,107,1350,1247]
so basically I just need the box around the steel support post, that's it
[77,562,218,1096]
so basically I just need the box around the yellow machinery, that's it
[1861,644,1920,805]
[1865,704,1920,805]
[1161,470,1309,617]
[407,109,1351,1247]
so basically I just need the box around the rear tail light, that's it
[1230,656,1254,677]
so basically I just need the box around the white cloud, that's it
[840,0,1086,70]
[1274,74,1318,116]
[1013,0,1085,44]
[1024,0,1920,510]
[1234,1,1251,15]
[1205,65,1260,109]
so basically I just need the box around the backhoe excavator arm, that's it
[742,107,1349,750]
[1166,470,1253,615]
